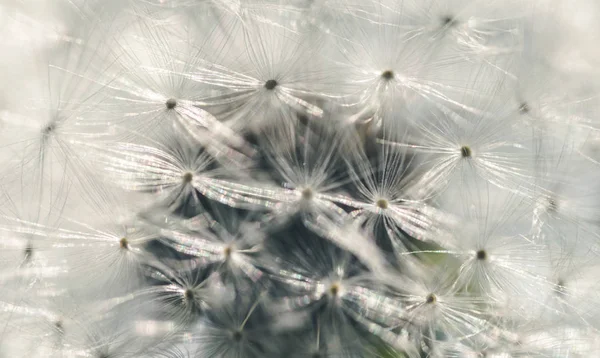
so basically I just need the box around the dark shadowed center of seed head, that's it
[381,70,394,80]
[476,249,487,261]
[376,199,389,209]
[460,146,472,158]
[425,293,437,304]
[119,237,128,249]
[264,79,278,90]
[165,98,177,109]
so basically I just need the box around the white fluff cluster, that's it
[1,0,600,357]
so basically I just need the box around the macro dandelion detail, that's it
[1,0,600,357]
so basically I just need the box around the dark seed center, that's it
[425,293,437,304]
[442,16,456,27]
[264,79,278,90]
[165,98,177,109]
[476,250,487,261]
[329,283,340,296]
[232,330,243,341]
[381,70,394,80]
[55,320,64,333]
[547,198,558,212]
[24,244,33,260]
[376,199,389,209]
[460,146,472,158]
[43,123,56,134]
[301,188,313,200]
[182,172,193,184]
[224,246,233,258]
[184,289,194,300]
[119,237,128,249]
[518,102,530,114]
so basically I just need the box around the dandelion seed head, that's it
[264,79,278,90]
[461,145,472,158]
[165,98,177,109]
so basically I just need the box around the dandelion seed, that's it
[95,133,252,212]
[328,125,445,252]
[211,120,351,231]
[379,102,539,197]
[156,208,266,284]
